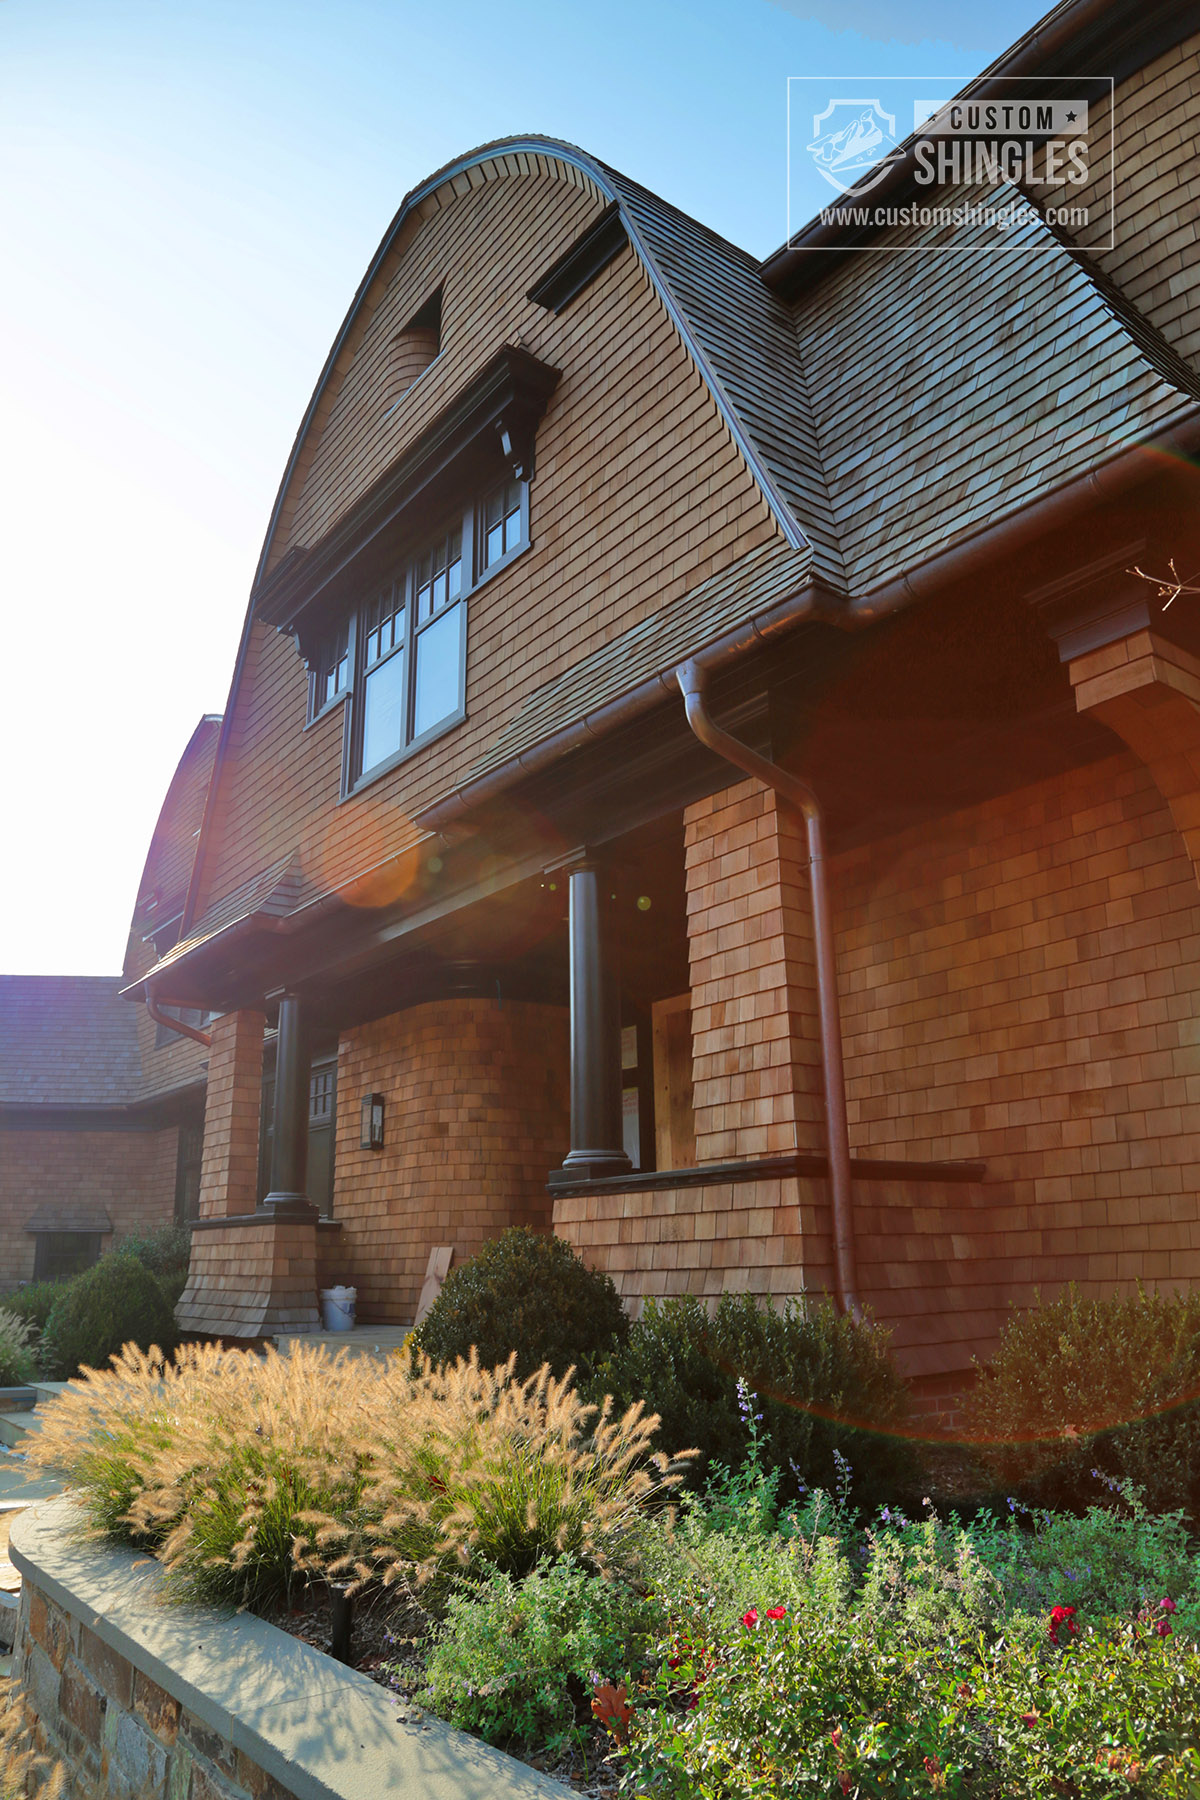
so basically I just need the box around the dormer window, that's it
[385,288,442,414]
[312,473,530,789]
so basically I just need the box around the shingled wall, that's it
[325,998,570,1322]
[557,746,1200,1380]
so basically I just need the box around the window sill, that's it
[341,706,467,801]
[304,690,350,733]
[473,533,530,595]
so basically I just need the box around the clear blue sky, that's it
[0,0,1046,975]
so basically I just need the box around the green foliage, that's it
[968,1484,1200,1635]
[115,1223,192,1280]
[28,1341,688,1610]
[421,1557,652,1757]
[0,1310,37,1389]
[589,1291,913,1514]
[620,1606,1200,1798]
[967,1284,1200,1521]
[0,1281,70,1337]
[41,1254,177,1379]
[412,1228,629,1382]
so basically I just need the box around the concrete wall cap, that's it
[11,1497,571,1800]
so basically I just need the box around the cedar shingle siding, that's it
[145,8,1200,1384]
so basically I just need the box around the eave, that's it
[253,344,560,659]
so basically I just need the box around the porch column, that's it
[196,1009,266,1218]
[684,779,823,1163]
[561,861,631,1178]
[263,992,316,1214]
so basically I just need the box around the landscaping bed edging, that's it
[10,1497,571,1800]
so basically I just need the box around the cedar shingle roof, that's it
[0,976,142,1107]
[789,197,1200,595]
[467,540,811,784]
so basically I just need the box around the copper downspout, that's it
[145,989,212,1049]
[675,657,861,1319]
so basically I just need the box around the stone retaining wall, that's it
[10,1498,567,1800]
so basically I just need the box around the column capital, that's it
[1026,540,1200,664]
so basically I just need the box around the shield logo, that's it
[807,98,902,195]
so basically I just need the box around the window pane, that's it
[360,646,407,772]
[413,602,463,738]
[483,481,523,569]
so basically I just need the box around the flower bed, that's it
[19,1331,1200,1799]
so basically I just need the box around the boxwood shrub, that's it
[411,1228,629,1382]
[587,1291,914,1514]
[966,1283,1200,1522]
[42,1254,178,1379]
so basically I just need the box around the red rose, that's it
[1161,1598,1178,1615]
[741,1608,758,1630]
[766,1605,787,1621]
[1020,1713,1038,1728]
[1155,1619,1173,1638]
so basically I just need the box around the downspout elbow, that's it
[145,988,212,1049]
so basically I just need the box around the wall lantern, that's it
[360,1093,385,1150]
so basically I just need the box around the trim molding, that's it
[548,1151,988,1197]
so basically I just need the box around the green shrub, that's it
[620,1604,1200,1798]
[421,1557,652,1756]
[966,1284,1200,1520]
[588,1291,913,1515]
[968,1484,1200,1635]
[115,1222,192,1280]
[1,1280,72,1338]
[42,1254,177,1379]
[0,1311,37,1389]
[412,1228,629,1382]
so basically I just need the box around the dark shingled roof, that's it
[0,976,142,1107]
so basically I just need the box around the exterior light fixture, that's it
[360,1093,385,1150]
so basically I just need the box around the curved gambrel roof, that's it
[250,136,841,599]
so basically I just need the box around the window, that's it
[483,479,524,570]
[309,619,350,721]
[334,474,528,789]
[33,1232,102,1282]
[384,288,442,414]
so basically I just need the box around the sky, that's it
[0,0,1048,976]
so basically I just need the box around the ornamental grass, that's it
[26,1340,692,1610]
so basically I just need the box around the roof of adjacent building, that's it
[0,975,142,1108]
[4,717,221,1113]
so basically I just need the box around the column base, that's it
[176,1211,321,1338]
[557,1149,633,1182]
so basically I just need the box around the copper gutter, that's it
[144,989,212,1049]
[674,656,860,1320]
[420,409,1200,836]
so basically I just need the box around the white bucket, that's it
[321,1286,357,1331]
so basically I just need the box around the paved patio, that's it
[274,1324,412,1360]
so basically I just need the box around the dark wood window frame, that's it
[312,474,530,797]
[306,618,352,727]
